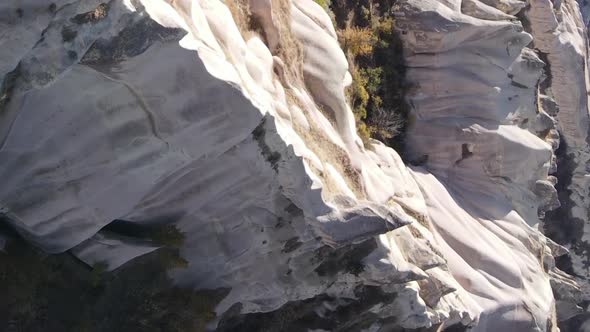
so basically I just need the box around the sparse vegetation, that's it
[225,0,265,39]
[313,0,329,9]
[329,0,411,152]
[71,3,109,25]
[341,27,376,56]
[0,220,226,332]
[224,0,409,155]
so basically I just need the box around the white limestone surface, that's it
[527,0,590,302]
[0,0,587,330]
[396,0,588,330]
[0,0,459,329]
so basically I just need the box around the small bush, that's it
[341,27,376,57]
[367,107,404,141]
[71,3,109,24]
[336,7,409,153]
[350,68,369,120]
[357,121,372,145]
[360,67,382,96]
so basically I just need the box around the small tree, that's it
[341,27,376,56]
[368,107,404,142]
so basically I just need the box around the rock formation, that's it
[0,0,589,331]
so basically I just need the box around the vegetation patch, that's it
[0,220,227,332]
[294,120,366,199]
[224,0,267,45]
[225,0,304,85]
[330,0,411,153]
[71,3,110,25]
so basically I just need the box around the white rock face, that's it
[528,0,590,306]
[0,0,451,329]
[0,0,588,330]
[397,0,590,329]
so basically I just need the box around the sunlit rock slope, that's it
[397,0,590,329]
[0,0,588,330]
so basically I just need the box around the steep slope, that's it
[0,0,588,331]
[0,0,466,330]
[396,0,590,329]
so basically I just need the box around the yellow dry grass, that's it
[340,27,375,57]
[271,0,305,83]
[224,0,366,200]
[293,120,365,200]
[224,0,252,35]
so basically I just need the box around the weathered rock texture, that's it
[396,0,590,329]
[0,0,588,331]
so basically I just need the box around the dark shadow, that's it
[217,285,395,332]
[0,218,228,332]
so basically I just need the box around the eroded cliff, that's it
[0,0,589,331]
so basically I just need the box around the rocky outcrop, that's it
[396,0,590,329]
[0,0,460,329]
[0,0,588,331]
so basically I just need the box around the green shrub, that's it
[350,68,369,121]
[341,27,376,57]
[361,67,382,95]
[337,9,409,152]
[367,106,404,141]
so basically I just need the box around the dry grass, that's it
[340,27,376,56]
[283,85,365,199]
[368,106,404,141]
[407,224,424,239]
[272,0,364,200]
[293,120,366,200]
[271,0,305,83]
[93,3,109,19]
[392,200,431,230]
[224,0,365,200]
[225,0,306,100]
[72,3,109,24]
[225,0,252,35]
[406,223,446,260]
[226,0,304,84]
